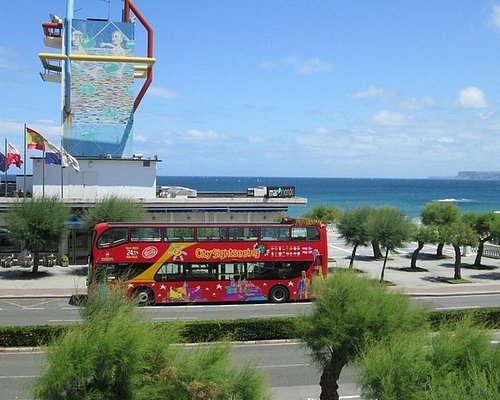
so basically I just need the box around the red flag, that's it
[6,142,22,168]
[26,127,47,151]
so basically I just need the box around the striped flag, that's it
[26,127,47,151]
[6,143,22,168]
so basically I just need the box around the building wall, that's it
[32,158,157,199]
[64,19,135,157]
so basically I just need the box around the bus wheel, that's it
[269,285,289,303]
[133,287,154,306]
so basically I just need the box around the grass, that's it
[399,267,429,272]
[446,278,472,284]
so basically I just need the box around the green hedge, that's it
[429,307,500,329]
[1,309,499,348]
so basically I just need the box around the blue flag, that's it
[45,151,62,165]
[0,151,5,172]
[45,141,63,165]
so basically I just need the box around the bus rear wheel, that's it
[133,286,155,306]
[269,285,289,303]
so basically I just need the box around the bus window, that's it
[261,227,290,241]
[97,228,128,248]
[291,227,307,241]
[0,227,21,253]
[165,227,195,242]
[197,227,227,241]
[154,262,183,281]
[218,262,241,281]
[184,263,218,281]
[306,227,320,241]
[130,227,162,242]
[228,227,259,241]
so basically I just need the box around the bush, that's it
[1,308,499,348]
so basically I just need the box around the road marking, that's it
[48,319,83,322]
[0,299,25,308]
[434,306,482,311]
[248,314,294,318]
[258,363,311,368]
[328,244,351,254]
[22,307,45,310]
[0,375,40,379]
[27,299,59,308]
[413,294,499,300]
[152,317,196,321]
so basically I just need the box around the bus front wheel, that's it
[133,286,154,306]
[269,285,289,303]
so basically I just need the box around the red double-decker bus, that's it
[89,219,328,305]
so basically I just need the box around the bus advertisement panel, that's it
[89,219,328,305]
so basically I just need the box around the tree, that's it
[421,202,461,257]
[358,319,500,400]
[443,220,477,280]
[463,212,500,268]
[6,196,69,274]
[301,204,341,224]
[81,195,146,232]
[366,207,414,282]
[33,291,270,400]
[335,206,371,268]
[410,224,439,270]
[297,271,427,400]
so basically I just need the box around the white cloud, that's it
[458,86,487,109]
[370,110,411,126]
[399,96,437,110]
[186,129,225,141]
[261,57,334,74]
[0,119,61,143]
[248,135,269,144]
[148,86,179,99]
[351,85,388,99]
[491,5,500,30]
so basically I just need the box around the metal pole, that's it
[63,0,74,117]
[42,149,45,198]
[4,138,7,197]
[23,123,26,197]
[61,160,64,199]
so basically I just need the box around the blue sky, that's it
[1,0,500,178]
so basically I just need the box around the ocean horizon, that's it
[157,176,500,219]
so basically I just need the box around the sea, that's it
[157,176,500,220]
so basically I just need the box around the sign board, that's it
[266,186,295,198]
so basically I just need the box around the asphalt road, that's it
[0,342,361,400]
[3,337,499,400]
[1,293,500,326]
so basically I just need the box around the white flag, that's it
[61,147,80,172]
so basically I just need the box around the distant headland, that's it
[429,171,500,180]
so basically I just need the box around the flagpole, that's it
[23,123,27,197]
[60,138,64,199]
[42,149,45,198]
[4,138,7,197]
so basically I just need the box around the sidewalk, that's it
[328,230,500,297]
[0,265,87,298]
[0,237,500,299]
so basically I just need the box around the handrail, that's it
[124,0,154,111]
[39,53,155,65]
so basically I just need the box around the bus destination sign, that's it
[266,186,295,198]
